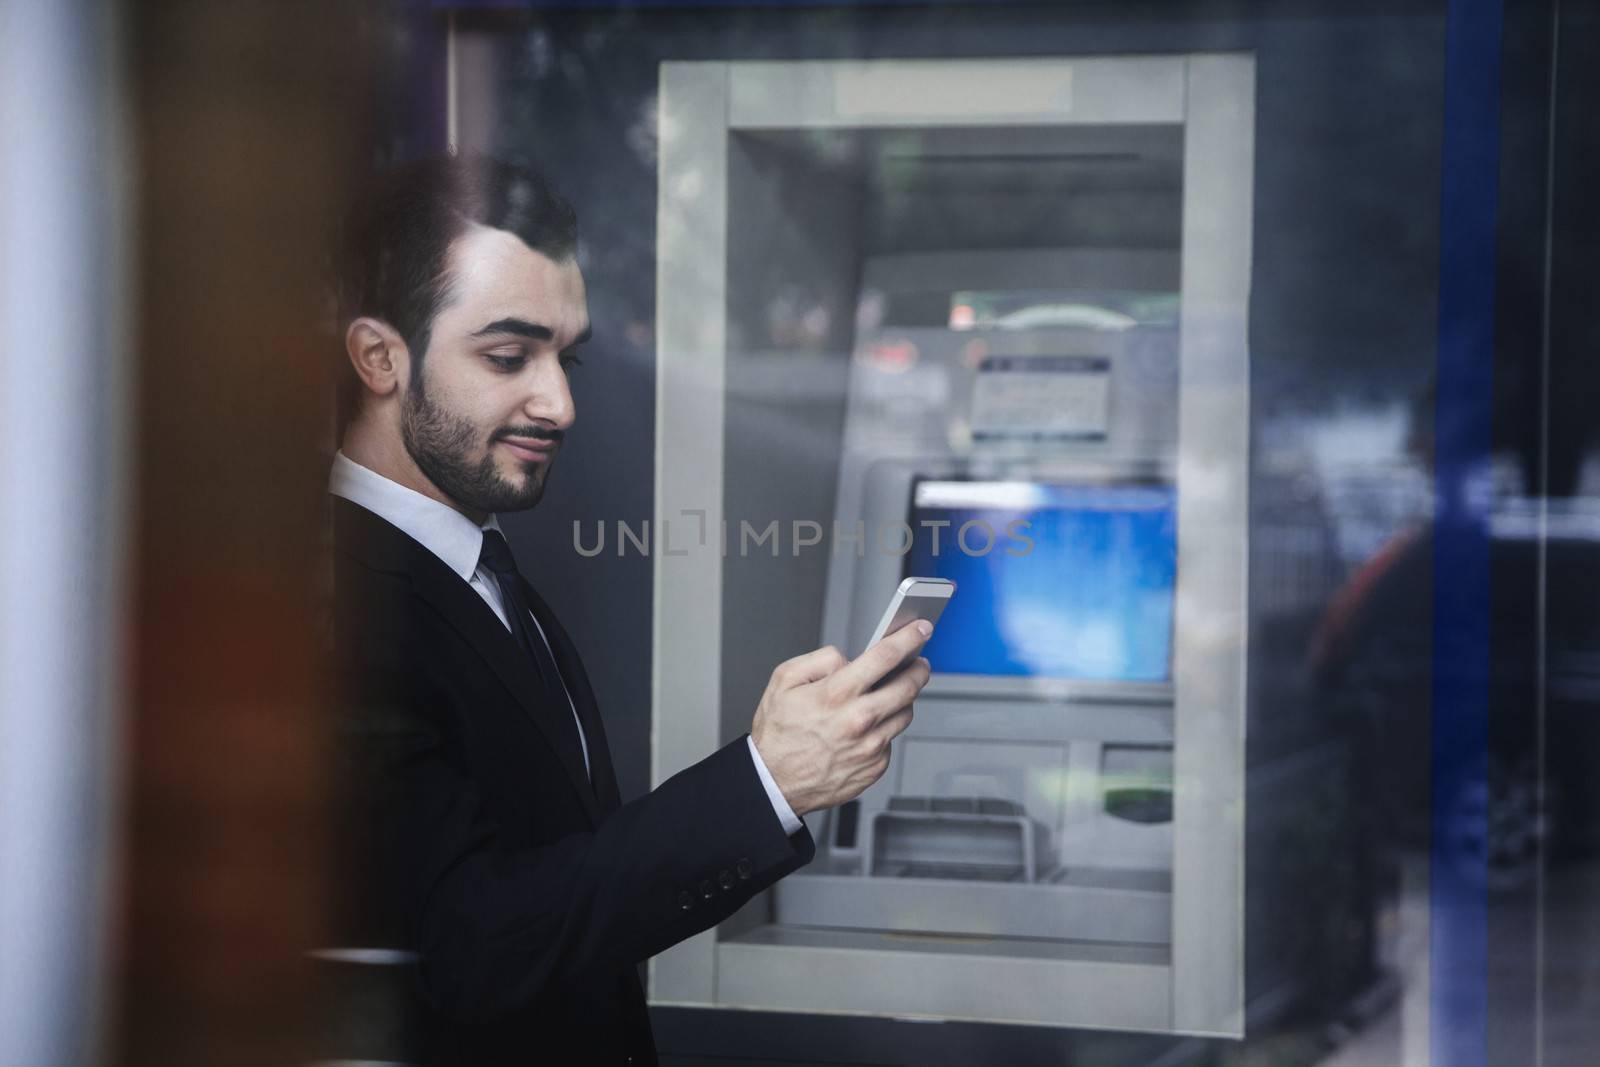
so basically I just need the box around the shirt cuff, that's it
[746,735,804,836]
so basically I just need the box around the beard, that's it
[400,375,551,514]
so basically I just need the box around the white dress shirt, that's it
[328,451,801,834]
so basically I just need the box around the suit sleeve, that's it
[340,639,814,1024]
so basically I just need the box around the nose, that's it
[524,354,576,432]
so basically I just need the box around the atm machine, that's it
[653,55,1253,1035]
[773,254,1182,948]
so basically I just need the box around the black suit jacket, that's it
[327,495,814,1065]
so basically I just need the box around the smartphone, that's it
[865,576,956,653]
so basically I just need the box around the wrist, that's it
[746,734,806,831]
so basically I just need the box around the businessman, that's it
[325,155,932,1065]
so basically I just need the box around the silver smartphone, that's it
[865,576,956,652]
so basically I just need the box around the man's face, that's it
[399,224,589,516]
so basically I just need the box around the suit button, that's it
[718,868,735,890]
[699,879,715,900]
[736,857,753,880]
[677,889,694,910]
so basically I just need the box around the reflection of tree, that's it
[493,15,664,358]
[484,9,892,359]
[429,0,1495,423]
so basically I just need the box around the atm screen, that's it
[906,480,1177,682]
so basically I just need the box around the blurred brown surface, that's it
[115,2,366,1063]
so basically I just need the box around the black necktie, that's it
[478,529,589,777]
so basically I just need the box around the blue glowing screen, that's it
[905,481,1177,681]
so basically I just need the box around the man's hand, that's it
[749,621,934,817]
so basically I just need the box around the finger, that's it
[866,704,914,749]
[830,621,931,699]
[855,657,931,724]
[776,644,845,689]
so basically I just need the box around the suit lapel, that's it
[334,497,603,826]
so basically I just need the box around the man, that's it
[325,155,931,1065]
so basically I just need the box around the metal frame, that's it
[653,54,1253,1036]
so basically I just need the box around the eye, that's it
[485,353,527,373]
[560,351,585,371]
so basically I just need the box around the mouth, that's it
[499,436,559,464]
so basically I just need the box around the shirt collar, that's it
[328,450,501,582]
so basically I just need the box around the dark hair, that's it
[333,154,578,437]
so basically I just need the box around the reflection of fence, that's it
[1251,463,1430,619]
[1253,521,1344,618]
[1318,464,1432,566]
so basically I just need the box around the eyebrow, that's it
[472,317,552,341]
[472,318,593,348]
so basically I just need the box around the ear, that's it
[344,317,410,400]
